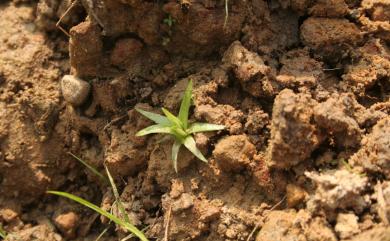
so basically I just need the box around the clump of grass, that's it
[47,191,148,241]
[0,224,6,239]
[136,80,225,172]
[49,155,149,241]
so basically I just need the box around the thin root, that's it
[56,0,79,37]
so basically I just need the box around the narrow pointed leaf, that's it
[104,166,131,224]
[171,140,181,173]
[68,152,108,184]
[136,124,173,136]
[187,123,225,134]
[162,108,183,128]
[0,224,6,239]
[47,191,149,241]
[135,108,170,126]
[183,136,208,163]
[178,80,193,129]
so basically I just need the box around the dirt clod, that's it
[335,213,360,239]
[213,134,256,172]
[268,89,322,169]
[305,170,369,215]
[54,211,79,238]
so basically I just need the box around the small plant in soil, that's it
[0,224,6,239]
[48,156,149,241]
[136,80,225,172]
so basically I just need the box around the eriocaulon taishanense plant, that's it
[136,80,225,172]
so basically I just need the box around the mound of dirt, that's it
[0,0,389,240]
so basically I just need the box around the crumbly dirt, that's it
[0,0,389,240]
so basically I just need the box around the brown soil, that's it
[0,0,389,240]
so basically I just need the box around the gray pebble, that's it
[61,75,90,106]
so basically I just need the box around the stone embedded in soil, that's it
[267,89,323,169]
[256,210,337,241]
[350,117,390,178]
[305,170,369,215]
[300,17,362,58]
[313,93,363,148]
[335,213,360,239]
[53,211,79,238]
[213,135,256,172]
[60,75,91,106]
[222,41,280,98]
[69,20,103,77]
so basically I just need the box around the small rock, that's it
[61,75,91,106]
[335,213,360,239]
[54,211,79,238]
[171,193,194,213]
[286,184,307,208]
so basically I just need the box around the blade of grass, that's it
[171,140,181,173]
[0,224,6,239]
[135,108,170,126]
[68,152,108,184]
[223,0,229,28]
[178,80,192,129]
[183,136,207,163]
[136,124,174,136]
[104,166,131,224]
[162,108,183,128]
[187,123,225,134]
[94,226,110,241]
[47,191,149,241]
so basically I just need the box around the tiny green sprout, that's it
[163,14,175,28]
[0,224,6,239]
[136,80,225,172]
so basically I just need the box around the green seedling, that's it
[224,0,229,28]
[136,80,225,172]
[47,191,148,241]
[0,224,6,239]
[49,156,148,241]
[163,14,175,28]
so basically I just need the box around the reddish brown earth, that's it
[0,0,389,240]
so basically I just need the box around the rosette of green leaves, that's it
[136,80,225,172]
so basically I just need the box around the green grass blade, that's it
[187,123,225,134]
[68,152,108,184]
[224,0,229,28]
[178,80,193,129]
[135,108,170,126]
[47,191,149,241]
[136,124,173,136]
[104,166,131,224]
[162,108,183,128]
[0,224,6,239]
[95,226,110,241]
[171,140,181,173]
[183,136,207,163]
